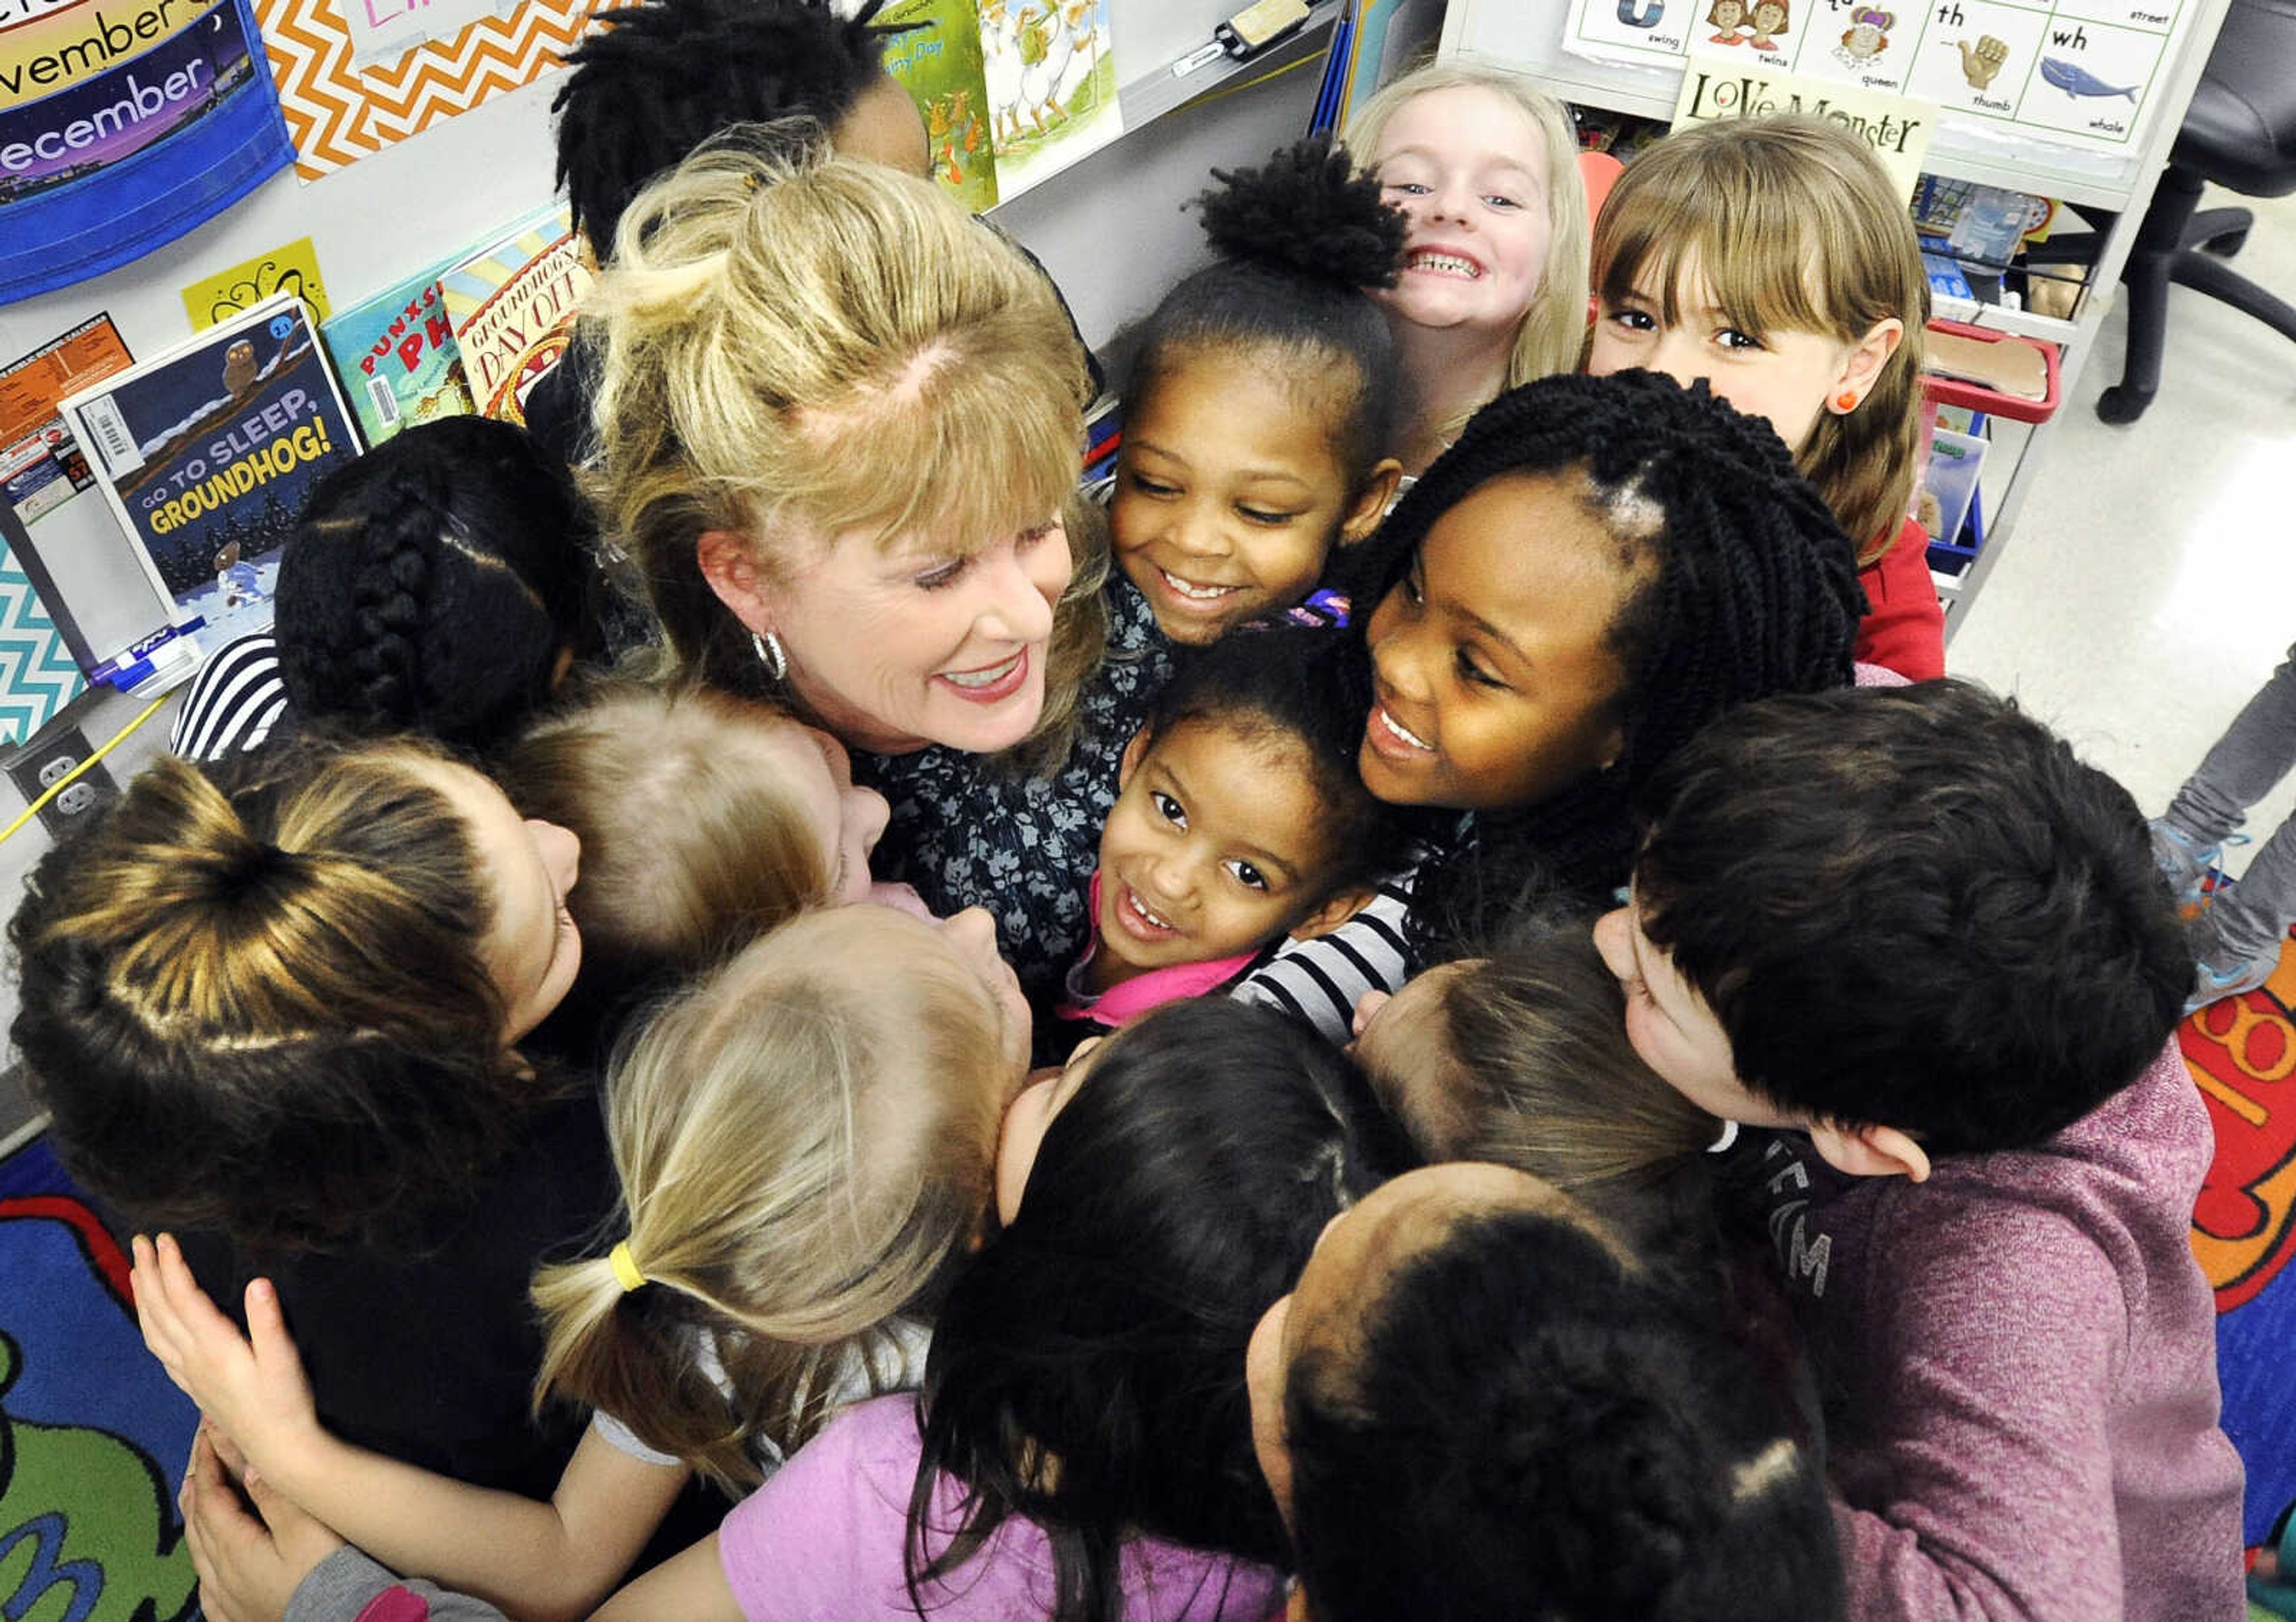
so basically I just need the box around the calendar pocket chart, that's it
[1567,0,2189,151]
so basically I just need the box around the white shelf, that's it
[1115,1,1345,130]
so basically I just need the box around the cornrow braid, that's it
[552,0,893,257]
[347,483,442,724]
[274,417,593,752]
[1336,369,1866,957]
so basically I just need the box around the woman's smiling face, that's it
[710,508,1073,758]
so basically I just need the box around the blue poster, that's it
[0,0,292,303]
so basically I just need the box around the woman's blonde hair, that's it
[1342,62,1592,397]
[9,739,542,1249]
[501,683,828,990]
[530,907,1010,1489]
[586,126,1108,772]
[1590,114,1930,561]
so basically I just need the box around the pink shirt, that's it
[1739,1043,2245,1620]
[1059,871,1258,1029]
[718,1395,1284,1621]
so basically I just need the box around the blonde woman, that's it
[133,904,1031,1622]
[588,128,1171,996]
[1342,62,1590,474]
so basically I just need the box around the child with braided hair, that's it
[1587,114,1945,679]
[169,417,599,762]
[1109,138,1405,644]
[1235,368,1864,1036]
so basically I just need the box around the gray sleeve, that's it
[286,1547,514,1622]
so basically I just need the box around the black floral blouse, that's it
[854,577,1174,999]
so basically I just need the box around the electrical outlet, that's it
[5,725,117,837]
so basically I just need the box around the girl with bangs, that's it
[1586,113,1945,681]
[587,127,1172,997]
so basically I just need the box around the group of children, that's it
[8,1,2249,1618]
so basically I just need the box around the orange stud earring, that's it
[1834,390,1861,412]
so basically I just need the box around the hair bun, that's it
[1196,136,1406,291]
[207,837,296,898]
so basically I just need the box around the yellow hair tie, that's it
[609,1240,647,1294]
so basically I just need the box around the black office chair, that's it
[2097,0,2296,424]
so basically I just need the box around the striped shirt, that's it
[1231,870,1418,1045]
[169,633,289,762]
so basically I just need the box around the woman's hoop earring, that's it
[750,630,788,683]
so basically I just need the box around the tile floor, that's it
[1950,185,2296,878]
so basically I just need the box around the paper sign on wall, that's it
[1572,0,2189,153]
[252,0,633,182]
[1671,53,1935,198]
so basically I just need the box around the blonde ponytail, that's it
[532,908,1009,1487]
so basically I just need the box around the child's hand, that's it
[132,1233,324,1480]
[181,1426,346,1622]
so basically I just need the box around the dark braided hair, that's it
[1335,368,1865,958]
[274,417,596,752]
[1124,136,1406,479]
[552,0,893,256]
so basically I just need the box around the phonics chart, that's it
[1568,0,2193,151]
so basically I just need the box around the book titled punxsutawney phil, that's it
[53,292,360,690]
[322,256,475,446]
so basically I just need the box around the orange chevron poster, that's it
[251,0,631,181]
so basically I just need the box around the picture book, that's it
[440,201,588,424]
[881,0,1000,211]
[322,257,474,444]
[979,0,1120,200]
[56,294,360,687]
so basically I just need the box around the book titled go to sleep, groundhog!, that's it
[53,292,359,688]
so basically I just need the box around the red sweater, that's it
[1853,516,1946,681]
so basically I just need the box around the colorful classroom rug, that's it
[0,1132,199,1622]
[2185,934,2296,1560]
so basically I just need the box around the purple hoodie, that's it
[1738,1041,2245,1620]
